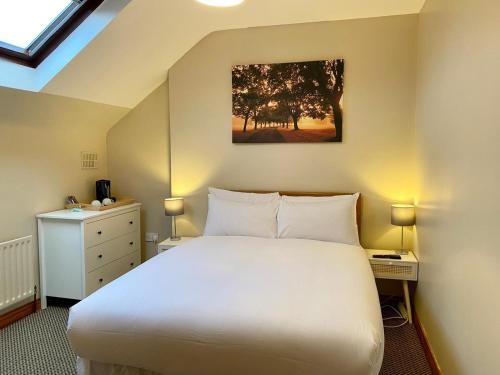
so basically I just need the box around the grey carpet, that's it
[0,306,432,375]
[0,307,76,375]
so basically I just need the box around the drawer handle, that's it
[97,231,102,235]
[98,254,103,259]
[129,221,134,225]
[130,262,134,267]
[129,241,134,245]
[99,278,103,283]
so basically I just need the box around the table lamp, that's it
[164,197,184,241]
[391,204,416,255]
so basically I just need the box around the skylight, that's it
[0,1,71,49]
[0,0,103,67]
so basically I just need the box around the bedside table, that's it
[366,249,418,323]
[157,237,194,254]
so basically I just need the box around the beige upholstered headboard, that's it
[236,190,362,237]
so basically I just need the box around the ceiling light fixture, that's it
[196,0,244,7]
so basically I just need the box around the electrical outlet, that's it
[145,232,159,243]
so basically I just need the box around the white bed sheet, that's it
[68,236,384,375]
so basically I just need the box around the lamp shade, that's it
[391,204,415,226]
[164,197,184,216]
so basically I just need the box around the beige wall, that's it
[107,82,171,260]
[169,15,418,249]
[414,0,500,373]
[0,86,127,309]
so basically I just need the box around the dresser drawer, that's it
[85,232,140,272]
[85,251,140,295]
[85,210,140,248]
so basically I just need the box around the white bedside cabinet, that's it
[366,249,418,323]
[37,203,142,308]
[157,237,194,254]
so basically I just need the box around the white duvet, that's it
[68,236,384,375]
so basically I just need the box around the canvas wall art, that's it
[232,59,344,143]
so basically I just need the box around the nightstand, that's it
[157,237,194,254]
[366,249,418,323]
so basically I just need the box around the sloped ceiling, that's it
[41,0,425,108]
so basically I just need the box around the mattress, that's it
[68,236,384,375]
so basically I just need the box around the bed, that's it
[67,191,384,375]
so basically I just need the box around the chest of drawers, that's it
[37,203,141,308]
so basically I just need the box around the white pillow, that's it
[277,193,360,245]
[280,194,353,202]
[208,187,279,203]
[204,195,279,238]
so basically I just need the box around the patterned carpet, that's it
[381,314,433,374]
[0,307,76,375]
[0,305,432,375]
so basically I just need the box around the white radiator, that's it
[0,235,35,311]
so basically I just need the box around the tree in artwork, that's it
[232,59,344,143]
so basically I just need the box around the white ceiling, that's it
[40,0,426,108]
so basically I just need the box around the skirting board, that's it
[414,310,442,375]
[0,299,41,329]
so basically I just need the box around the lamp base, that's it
[170,216,181,242]
[395,249,409,255]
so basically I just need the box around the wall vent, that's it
[81,152,98,169]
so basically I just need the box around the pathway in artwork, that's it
[247,128,286,143]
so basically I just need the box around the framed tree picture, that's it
[232,59,344,143]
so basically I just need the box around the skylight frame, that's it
[0,0,104,68]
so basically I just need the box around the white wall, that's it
[107,82,171,259]
[414,0,500,373]
[0,86,127,310]
[169,15,418,249]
